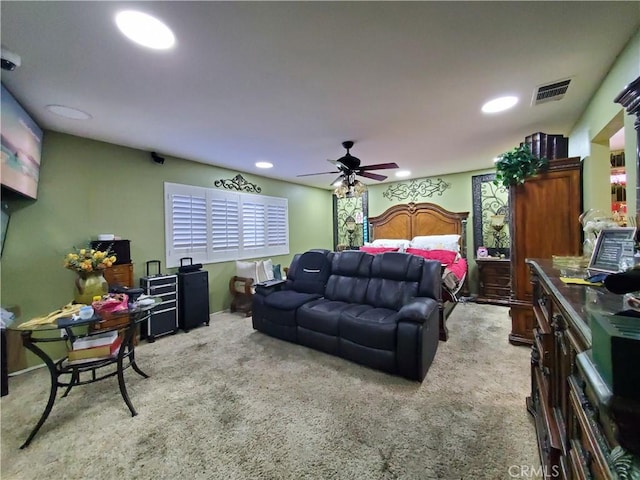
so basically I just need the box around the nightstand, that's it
[476,257,511,306]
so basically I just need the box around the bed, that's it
[367,202,469,341]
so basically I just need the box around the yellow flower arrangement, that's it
[63,245,117,274]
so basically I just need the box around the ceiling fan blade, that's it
[358,171,387,181]
[359,162,399,171]
[296,171,340,177]
[330,175,344,186]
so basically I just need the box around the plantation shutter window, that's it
[211,195,240,252]
[164,182,288,267]
[267,203,287,247]
[242,201,266,249]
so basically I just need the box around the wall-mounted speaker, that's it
[151,152,165,165]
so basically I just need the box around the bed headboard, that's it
[368,202,469,257]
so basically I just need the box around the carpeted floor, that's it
[1,303,540,479]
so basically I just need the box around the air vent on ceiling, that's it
[532,78,572,105]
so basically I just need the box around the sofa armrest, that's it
[397,298,439,323]
[255,279,286,296]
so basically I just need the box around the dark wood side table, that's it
[475,257,511,306]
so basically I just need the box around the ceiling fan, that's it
[297,141,399,185]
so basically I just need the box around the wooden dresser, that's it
[475,257,511,305]
[526,259,640,479]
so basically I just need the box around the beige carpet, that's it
[1,303,540,479]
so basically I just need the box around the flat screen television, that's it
[1,83,43,200]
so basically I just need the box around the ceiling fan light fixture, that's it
[481,95,518,114]
[115,10,175,50]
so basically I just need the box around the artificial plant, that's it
[494,144,548,187]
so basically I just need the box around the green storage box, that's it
[590,312,640,401]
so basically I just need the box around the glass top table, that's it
[8,298,160,448]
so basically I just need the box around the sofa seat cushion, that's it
[263,290,322,311]
[339,304,399,351]
[297,299,351,335]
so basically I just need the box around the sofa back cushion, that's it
[290,250,332,294]
[324,251,373,303]
[366,252,441,310]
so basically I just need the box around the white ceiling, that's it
[1,2,639,190]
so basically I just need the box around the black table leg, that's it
[61,368,79,398]
[20,333,59,449]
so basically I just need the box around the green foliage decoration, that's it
[494,144,549,188]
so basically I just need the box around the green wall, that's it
[570,30,640,216]
[1,132,333,366]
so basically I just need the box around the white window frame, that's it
[164,182,289,267]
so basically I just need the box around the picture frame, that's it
[588,227,637,273]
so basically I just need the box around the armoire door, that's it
[509,157,583,345]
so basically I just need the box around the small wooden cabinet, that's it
[475,257,511,305]
[92,263,135,341]
[103,263,134,288]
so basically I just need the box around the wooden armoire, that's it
[509,157,583,345]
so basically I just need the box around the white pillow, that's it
[370,239,411,252]
[236,261,259,282]
[257,259,275,283]
[410,234,461,252]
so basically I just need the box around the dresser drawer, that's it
[533,327,553,371]
[103,263,133,288]
[568,375,611,479]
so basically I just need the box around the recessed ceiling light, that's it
[115,11,175,50]
[481,96,518,114]
[395,170,411,178]
[45,105,92,120]
[255,161,273,169]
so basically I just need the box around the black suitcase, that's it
[139,260,178,342]
[177,257,210,331]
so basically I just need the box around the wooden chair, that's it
[229,276,255,316]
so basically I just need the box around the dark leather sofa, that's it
[252,249,442,381]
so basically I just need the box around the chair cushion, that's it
[263,290,322,311]
[339,304,399,351]
[297,299,351,335]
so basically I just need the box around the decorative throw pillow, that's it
[236,260,258,282]
[257,259,275,283]
[273,264,282,280]
[370,239,411,252]
[410,235,461,252]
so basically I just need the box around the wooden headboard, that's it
[368,202,470,257]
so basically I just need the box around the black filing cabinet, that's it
[178,270,210,331]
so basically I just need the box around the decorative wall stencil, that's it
[382,178,450,202]
[471,173,509,256]
[214,174,262,193]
